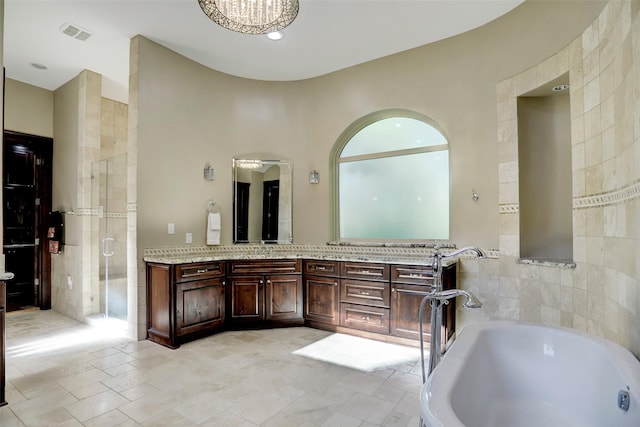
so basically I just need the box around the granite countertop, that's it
[143,243,498,266]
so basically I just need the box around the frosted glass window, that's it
[342,117,447,157]
[338,115,449,240]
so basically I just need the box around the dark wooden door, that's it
[304,275,340,325]
[229,275,263,322]
[261,180,279,241]
[265,274,302,321]
[3,131,52,311]
[390,283,433,341]
[176,278,225,336]
[235,182,250,242]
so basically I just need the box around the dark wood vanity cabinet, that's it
[303,260,457,346]
[390,263,456,346]
[340,262,391,334]
[146,257,458,349]
[303,260,340,326]
[146,261,225,348]
[227,259,303,327]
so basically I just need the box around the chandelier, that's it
[198,0,299,35]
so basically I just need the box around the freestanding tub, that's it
[421,321,640,427]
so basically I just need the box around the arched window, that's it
[334,111,449,241]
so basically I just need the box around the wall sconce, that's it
[204,163,215,181]
[309,170,320,184]
[472,189,479,201]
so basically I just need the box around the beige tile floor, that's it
[0,311,423,426]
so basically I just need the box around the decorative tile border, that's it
[573,180,640,209]
[499,204,519,214]
[64,208,128,217]
[500,180,640,213]
[143,244,500,265]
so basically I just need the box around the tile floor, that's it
[0,311,423,426]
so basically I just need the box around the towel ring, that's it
[206,200,220,213]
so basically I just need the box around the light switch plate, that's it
[168,223,175,234]
[186,233,192,244]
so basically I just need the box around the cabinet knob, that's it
[392,287,395,292]
[334,282,338,287]
[267,279,271,284]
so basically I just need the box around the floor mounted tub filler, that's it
[420,321,640,427]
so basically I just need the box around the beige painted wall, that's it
[134,1,606,253]
[53,78,80,218]
[4,79,54,138]
[52,76,82,318]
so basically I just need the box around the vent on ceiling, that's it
[60,22,92,41]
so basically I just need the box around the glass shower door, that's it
[92,154,127,322]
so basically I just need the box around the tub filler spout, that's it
[419,245,486,385]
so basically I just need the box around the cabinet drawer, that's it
[341,262,389,281]
[174,262,224,282]
[391,265,433,285]
[340,303,389,334]
[228,259,301,275]
[303,260,340,277]
[341,279,389,308]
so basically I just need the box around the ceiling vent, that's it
[59,22,92,41]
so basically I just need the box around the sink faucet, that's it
[419,245,485,383]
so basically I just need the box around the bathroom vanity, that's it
[226,259,303,327]
[145,247,457,349]
[146,261,226,348]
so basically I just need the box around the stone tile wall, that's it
[465,0,640,358]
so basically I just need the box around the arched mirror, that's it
[233,158,293,244]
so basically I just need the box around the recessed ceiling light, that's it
[267,31,283,41]
[30,63,48,70]
[552,84,570,92]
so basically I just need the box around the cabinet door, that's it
[265,274,302,321]
[390,283,433,341]
[304,276,339,325]
[176,278,225,336]
[229,276,263,322]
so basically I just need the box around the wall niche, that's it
[517,74,573,263]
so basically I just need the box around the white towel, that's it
[207,212,221,245]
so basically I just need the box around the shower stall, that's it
[91,154,128,323]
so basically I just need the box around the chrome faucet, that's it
[419,245,485,383]
[426,288,483,308]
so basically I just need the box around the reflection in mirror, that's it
[233,158,293,244]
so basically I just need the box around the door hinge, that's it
[34,278,40,286]
[36,158,42,166]
[35,238,40,245]
[35,198,41,206]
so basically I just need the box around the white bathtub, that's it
[421,321,640,427]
